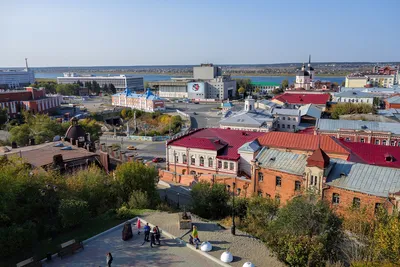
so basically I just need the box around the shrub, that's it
[128,190,149,209]
[116,205,137,220]
[0,221,37,257]
[58,199,90,229]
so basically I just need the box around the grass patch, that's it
[5,209,152,267]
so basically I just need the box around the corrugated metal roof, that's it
[318,119,400,134]
[386,95,400,104]
[256,147,308,175]
[238,140,261,153]
[299,104,322,118]
[326,159,400,197]
[334,91,374,98]
[220,110,274,127]
[272,108,299,116]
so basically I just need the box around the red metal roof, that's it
[168,128,264,160]
[337,139,400,168]
[307,148,330,168]
[257,132,349,155]
[273,93,330,105]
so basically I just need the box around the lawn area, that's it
[5,209,151,267]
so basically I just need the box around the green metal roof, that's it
[250,81,280,87]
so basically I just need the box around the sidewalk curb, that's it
[138,217,231,267]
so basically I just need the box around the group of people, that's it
[143,223,161,248]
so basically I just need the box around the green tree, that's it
[58,198,90,228]
[265,195,343,266]
[109,84,116,94]
[9,112,65,146]
[190,181,230,219]
[244,196,279,238]
[144,81,150,89]
[78,118,102,142]
[128,190,149,209]
[102,84,109,93]
[238,86,246,95]
[331,103,376,119]
[272,87,284,95]
[341,81,346,87]
[55,84,80,95]
[0,107,8,126]
[114,161,158,203]
[281,79,289,89]
[92,81,101,94]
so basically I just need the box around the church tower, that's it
[244,95,255,112]
[307,55,315,88]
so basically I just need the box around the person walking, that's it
[155,226,161,245]
[144,223,150,241]
[106,252,113,267]
[150,227,156,248]
[192,225,201,249]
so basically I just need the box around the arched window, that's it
[200,156,204,166]
[183,154,187,164]
[190,170,196,175]
[191,156,195,165]
[208,157,213,167]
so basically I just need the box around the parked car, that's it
[193,112,197,115]
[152,157,164,163]
[127,145,137,150]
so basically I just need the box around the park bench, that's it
[57,239,84,258]
[16,257,42,267]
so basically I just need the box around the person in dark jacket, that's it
[155,226,161,245]
[144,223,151,241]
[150,227,156,248]
[106,252,113,267]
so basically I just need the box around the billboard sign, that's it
[187,82,205,94]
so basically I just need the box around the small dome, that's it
[65,117,86,142]
[200,241,212,252]
[243,262,255,267]
[220,251,233,263]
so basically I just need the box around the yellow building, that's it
[345,76,367,87]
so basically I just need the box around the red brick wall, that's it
[256,168,303,204]
[323,186,393,217]
[0,91,32,102]
[385,100,400,109]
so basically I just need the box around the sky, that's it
[1,0,399,67]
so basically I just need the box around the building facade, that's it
[0,87,62,118]
[384,95,400,109]
[250,82,280,93]
[272,109,300,132]
[333,91,374,104]
[111,88,165,112]
[345,72,397,88]
[0,67,34,89]
[57,73,144,91]
[149,64,236,100]
[317,119,400,146]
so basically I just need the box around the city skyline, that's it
[1,0,400,67]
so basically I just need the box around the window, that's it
[391,141,396,146]
[282,124,285,129]
[282,117,286,120]
[353,197,360,208]
[292,125,295,129]
[276,176,282,187]
[383,140,387,146]
[295,181,301,191]
[224,162,228,169]
[332,193,340,204]
[277,124,280,128]
[208,157,213,167]
[375,140,380,145]
[346,137,350,141]
[191,156,195,165]
[258,172,264,182]
[266,193,271,198]
[199,156,204,166]
[287,117,291,121]
[287,124,290,129]
[183,154,187,164]
[360,138,365,143]
[175,155,179,162]
[310,175,317,186]
[229,162,234,170]
[218,161,222,168]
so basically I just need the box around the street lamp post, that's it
[177,192,180,209]
[227,183,236,235]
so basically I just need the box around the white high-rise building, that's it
[0,59,35,89]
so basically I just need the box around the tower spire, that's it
[309,54,311,64]
[25,58,29,71]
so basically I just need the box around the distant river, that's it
[35,72,344,84]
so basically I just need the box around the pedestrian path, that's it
[141,212,284,267]
[43,219,220,267]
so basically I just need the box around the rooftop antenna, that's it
[25,58,29,71]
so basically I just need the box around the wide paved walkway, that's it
[43,220,221,267]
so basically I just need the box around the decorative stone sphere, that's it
[243,262,255,267]
[200,241,212,252]
[220,251,233,263]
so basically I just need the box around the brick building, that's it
[0,87,62,118]
[384,95,400,109]
[165,128,264,177]
[111,88,165,112]
[317,119,400,146]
